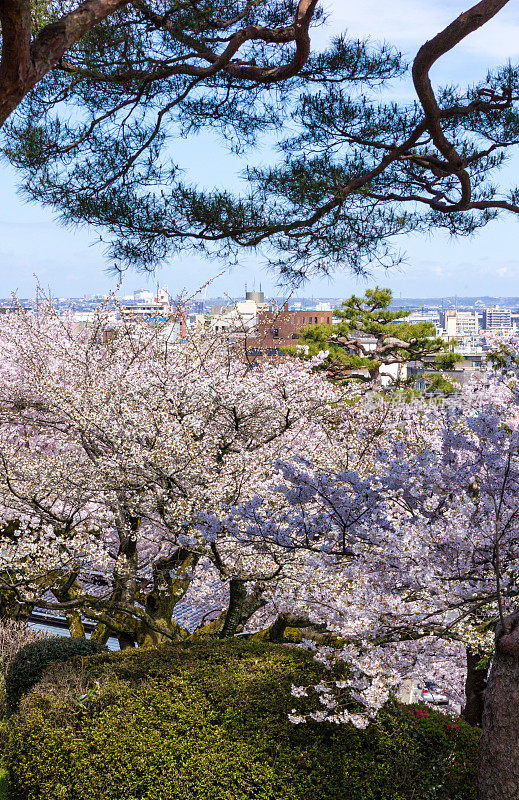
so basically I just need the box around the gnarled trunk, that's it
[114,523,138,650]
[219,579,266,639]
[478,611,519,800]
[139,548,198,647]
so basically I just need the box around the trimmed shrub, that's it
[0,767,8,800]
[3,640,479,800]
[0,621,46,678]
[5,637,107,713]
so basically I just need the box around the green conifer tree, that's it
[286,287,459,387]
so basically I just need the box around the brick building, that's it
[256,302,333,345]
[243,302,334,361]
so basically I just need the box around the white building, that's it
[210,291,269,335]
[443,310,479,339]
[485,307,511,330]
[119,287,172,322]
[210,300,259,334]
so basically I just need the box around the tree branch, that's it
[0,0,131,125]
[412,0,511,211]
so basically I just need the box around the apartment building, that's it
[119,288,172,322]
[210,291,269,335]
[442,310,480,338]
[484,307,512,330]
[255,302,333,346]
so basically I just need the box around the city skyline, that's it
[8,289,519,307]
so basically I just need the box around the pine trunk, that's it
[478,612,519,800]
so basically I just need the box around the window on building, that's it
[315,317,318,324]
[292,333,300,339]
[309,317,313,324]
[327,317,331,324]
[272,328,279,338]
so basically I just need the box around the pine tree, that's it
[287,287,453,387]
[4,2,519,279]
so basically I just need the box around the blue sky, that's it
[1,0,519,299]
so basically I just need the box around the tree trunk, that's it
[478,610,519,800]
[267,612,327,643]
[219,579,265,638]
[220,579,248,638]
[118,632,136,649]
[53,574,86,639]
[114,525,138,650]
[463,647,488,727]
[139,548,198,647]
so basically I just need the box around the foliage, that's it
[285,287,447,385]
[434,352,464,370]
[0,621,47,718]
[0,768,8,800]
[3,640,478,800]
[222,346,519,727]
[5,637,107,714]
[30,0,58,33]
[424,374,459,395]
[3,1,405,277]
[0,300,395,649]
[0,621,46,678]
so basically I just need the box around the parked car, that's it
[419,680,450,705]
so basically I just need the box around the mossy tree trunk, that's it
[53,573,86,639]
[219,579,266,638]
[478,611,519,799]
[139,548,199,647]
[113,514,140,649]
[266,613,328,643]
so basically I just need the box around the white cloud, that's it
[323,1,519,60]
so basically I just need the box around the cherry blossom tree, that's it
[5,299,519,797]
[0,299,368,648]
[224,349,519,799]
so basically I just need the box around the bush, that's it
[0,621,47,718]
[5,636,107,713]
[0,621,46,679]
[3,640,479,800]
[0,767,8,800]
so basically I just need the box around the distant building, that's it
[245,290,266,305]
[120,288,171,322]
[209,291,269,335]
[484,307,511,330]
[442,310,479,338]
[0,304,30,315]
[254,301,333,347]
[119,287,187,337]
[409,351,487,389]
[407,311,440,321]
[211,301,261,334]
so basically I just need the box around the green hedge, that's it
[5,637,107,713]
[0,767,8,800]
[2,640,478,800]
